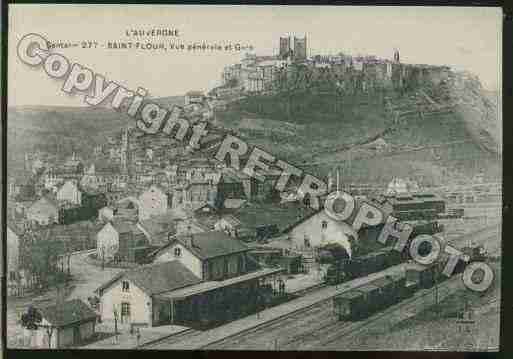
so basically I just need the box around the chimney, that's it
[185,234,194,248]
[185,224,194,247]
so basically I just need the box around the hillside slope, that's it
[215,72,500,186]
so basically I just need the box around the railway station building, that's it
[96,230,283,328]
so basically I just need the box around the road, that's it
[65,251,124,303]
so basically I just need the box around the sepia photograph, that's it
[5,4,502,352]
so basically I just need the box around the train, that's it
[324,246,402,285]
[332,245,488,321]
[325,220,445,286]
[333,273,416,321]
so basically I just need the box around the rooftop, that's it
[177,230,249,260]
[231,201,317,232]
[157,267,283,299]
[36,299,97,328]
[111,220,145,236]
[96,261,202,295]
[156,230,250,260]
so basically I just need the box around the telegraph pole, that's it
[434,265,440,318]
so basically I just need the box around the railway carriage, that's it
[333,290,365,320]
[370,276,397,309]
[356,283,381,315]
[406,263,439,289]
[378,247,402,267]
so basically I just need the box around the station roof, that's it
[157,267,283,300]
[370,276,394,289]
[334,290,363,301]
[96,261,202,295]
[356,283,380,294]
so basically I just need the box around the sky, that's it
[8,5,502,107]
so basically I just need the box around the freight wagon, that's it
[333,274,410,321]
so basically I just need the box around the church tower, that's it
[394,49,400,63]
[121,127,129,175]
[279,36,292,59]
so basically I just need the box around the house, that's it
[7,226,22,295]
[282,207,358,257]
[185,91,205,106]
[223,198,247,210]
[115,197,140,222]
[96,261,203,327]
[138,184,171,220]
[214,202,316,242]
[138,216,177,247]
[62,153,85,175]
[45,222,100,252]
[32,299,97,348]
[26,197,59,226]
[152,230,251,281]
[56,180,82,206]
[96,221,149,262]
[97,234,282,328]
[58,191,107,225]
[175,217,210,236]
[98,206,115,223]
[378,192,445,221]
[12,175,37,202]
[216,171,250,201]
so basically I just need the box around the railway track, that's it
[141,328,201,348]
[300,278,462,350]
[142,282,327,349]
[146,224,500,350]
[208,272,464,350]
[205,224,500,350]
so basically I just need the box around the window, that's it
[9,271,17,281]
[321,220,328,230]
[121,302,131,317]
[174,247,182,257]
[121,280,130,292]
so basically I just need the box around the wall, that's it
[34,319,58,348]
[206,253,246,280]
[58,326,74,347]
[154,243,204,279]
[78,321,95,342]
[100,279,151,326]
[27,200,58,225]
[139,186,167,220]
[289,211,356,257]
[96,223,119,261]
[7,227,19,274]
[57,181,82,205]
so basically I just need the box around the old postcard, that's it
[6,5,502,351]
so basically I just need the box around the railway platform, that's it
[145,263,409,350]
[83,321,189,349]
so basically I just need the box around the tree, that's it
[113,304,119,337]
[21,305,42,330]
[214,188,225,210]
[44,325,55,348]
[20,305,42,347]
[26,237,65,289]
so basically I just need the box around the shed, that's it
[33,299,97,348]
